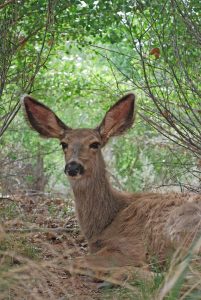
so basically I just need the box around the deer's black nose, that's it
[64,161,84,177]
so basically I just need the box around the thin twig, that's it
[4,227,78,234]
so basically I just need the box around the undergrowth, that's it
[0,195,200,300]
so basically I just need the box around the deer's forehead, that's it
[62,129,101,144]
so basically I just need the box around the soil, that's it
[0,194,103,300]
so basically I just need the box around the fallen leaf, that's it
[150,47,160,59]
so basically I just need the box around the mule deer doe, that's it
[22,93,201,277]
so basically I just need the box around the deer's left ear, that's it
[97,93,136,145]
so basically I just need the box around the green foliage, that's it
[0,0,200,194]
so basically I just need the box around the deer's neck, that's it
[70,160,126,241]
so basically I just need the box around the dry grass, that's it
[0,194,99,299]
[0,194,200,300]
[156,235,201,300]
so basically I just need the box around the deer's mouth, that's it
[64,161,85,178]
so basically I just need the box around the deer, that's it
[21,93,201,282]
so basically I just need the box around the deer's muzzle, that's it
[64,161,84,177]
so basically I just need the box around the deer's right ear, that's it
[21,95,70,139]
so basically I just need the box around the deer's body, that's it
[71,150,201,266]
[22,93,201,270]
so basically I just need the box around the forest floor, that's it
[0,194,151,300]
[0,194,200,300]
[0,194,100,299]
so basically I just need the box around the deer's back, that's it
[90,192,201,266]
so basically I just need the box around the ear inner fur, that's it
[98,93,135,144]
[22,95,70,138]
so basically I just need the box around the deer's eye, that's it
[90,142,100,149]
[60,142,68,150]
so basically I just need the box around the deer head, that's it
[21,94,136,182]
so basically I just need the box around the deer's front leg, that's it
[68,250,152,286]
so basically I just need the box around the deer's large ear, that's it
[97,93,136,145]
[21,95,71,138]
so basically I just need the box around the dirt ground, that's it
[1,194,200,300]
[0,194,142,300]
